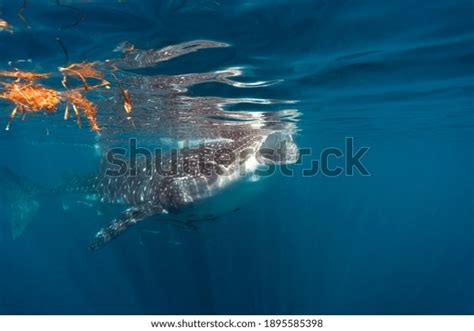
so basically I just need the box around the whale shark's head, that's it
[257,132,299,165]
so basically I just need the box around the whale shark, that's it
[86,129,298,249]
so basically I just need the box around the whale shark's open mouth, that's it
[257,132,300,165]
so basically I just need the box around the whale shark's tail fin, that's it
[89,203,164,250]
[0,168,41,239]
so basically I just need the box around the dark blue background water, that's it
[0,0,473,314]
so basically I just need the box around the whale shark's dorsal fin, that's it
[89,203,164,250]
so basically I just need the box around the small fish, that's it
[142,229,161,235]
[167,240,183,246]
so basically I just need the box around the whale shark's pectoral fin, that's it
[89,203,164,250]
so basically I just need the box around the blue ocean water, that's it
[0,0,473,314]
